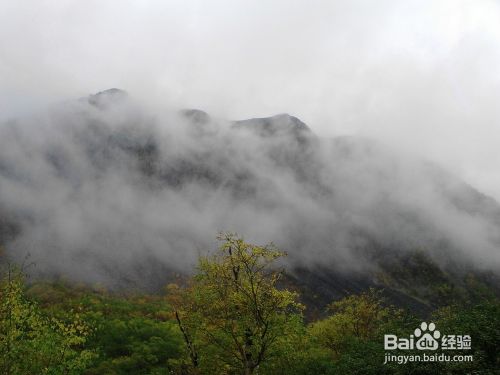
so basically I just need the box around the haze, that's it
[2,1,499,200]
[1,1,500,285]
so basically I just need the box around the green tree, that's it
[168,233,304,375]
[307,290,416,375]
[432,297,500,374]
[0,266,95,375]
[310,289,399,358]
[28,280,184,375]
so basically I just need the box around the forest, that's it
[0,234,498,375]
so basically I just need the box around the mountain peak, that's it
[232,113,310,137]
[180,109,211,124]
[270,113,309,131]
[87,88,128,108]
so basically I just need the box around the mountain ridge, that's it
[0,89,499,314]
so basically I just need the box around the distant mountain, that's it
[0,89,498,314]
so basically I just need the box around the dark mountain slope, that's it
[0,89,498,313]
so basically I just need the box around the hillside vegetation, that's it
[1,235,498,374]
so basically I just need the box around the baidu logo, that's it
[414,322,440,350]
[384,322,471,351]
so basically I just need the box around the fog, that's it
[1,1,500,200]
[0,90,498,286]
[0,1,499,284]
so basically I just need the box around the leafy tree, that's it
[168,233,304,375]
[28,281,184,375]
[307,290,418,375]
[0,266,95,375]
[256,329,336,375]
[432,296,500,374]
[310,289,401,358]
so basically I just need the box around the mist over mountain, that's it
[0,89,499,301]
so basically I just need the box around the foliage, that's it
[431,296,500,374]
[1,237,499,374]
[310,289,400,356]
[306,289,409,374]
[0,266,95,375]
[168,233,304,374]
[28,282,184,375]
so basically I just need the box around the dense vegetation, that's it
[1,235,499,374]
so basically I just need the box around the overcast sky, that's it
[1,0,499,199]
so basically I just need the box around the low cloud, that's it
[0,92,499,286]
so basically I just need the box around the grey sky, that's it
[1,0,500,199]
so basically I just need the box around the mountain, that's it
[0,89,498,315]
